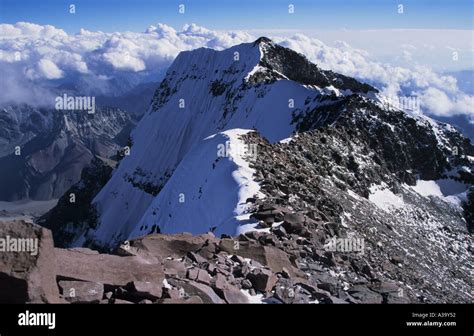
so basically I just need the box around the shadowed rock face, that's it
[253,38,376,94]
[0,105,134,201]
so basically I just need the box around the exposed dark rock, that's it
[246,268,277,292]
[125,281,163,301]
[38,157,113,248]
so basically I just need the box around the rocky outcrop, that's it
[3,217,464,304]
[0,220,61,303]
[252,37,375,94]
[58,280,104,304]
[55,248,165,287]
[238,127,473,303]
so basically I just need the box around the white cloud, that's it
[36,58,63,79]
[0,22,253,80]
[0,22,472,121]
[0,22,254,104]
[0,22,68,39]
[274,34,472,120]
[420,88,474,117]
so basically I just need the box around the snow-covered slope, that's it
[128,129,262,239]
[83,38,375,247]
[56,37,472,252]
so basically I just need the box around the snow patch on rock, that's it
[369,184,405,212]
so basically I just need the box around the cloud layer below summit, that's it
[0,22,472,120]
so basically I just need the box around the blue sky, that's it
[1,0,473,33]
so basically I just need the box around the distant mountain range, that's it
[0,105,134,201]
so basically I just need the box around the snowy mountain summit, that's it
[42,38,473,302]
[51,37,375,246]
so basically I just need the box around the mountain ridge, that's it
[40,37,472,279]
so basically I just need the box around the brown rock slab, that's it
[196,269,212,285]
[168,279,224,304]
[163,259,187,277]
[55,247,164,287]
[129,233,218,259]
[159,296,204,304]
[0,220,61,303]
[112,298,134,304]
[186,268,199,281]
[222,288,249,304]
[127,281,163,300]
[58,280,104,303]
[219,239,304,278]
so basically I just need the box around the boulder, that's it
[246,268,277,292]
[211,273,248,303]
[58,280,103,303]
[159,296,204,304]
[196,269,212,285]
[112,298,134,304]
[168,279,224,304]
[219,239,304,278]
[369,282,400,294]
[300,284,333,303]
[162,287,181,299]
[271,225,287,238]
[128,233,218,259]
[221,287,249,304]
[187,251,207,264]
[163,259,187,277]
[126,281,163,301]
[55,247,165,287]
[282,213,312,237]
[348,285,383,304]
[310,272,339,295]
[186,268,199,281]
[0,220,61,303]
